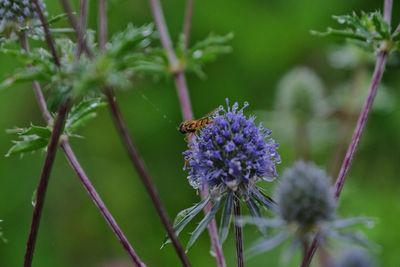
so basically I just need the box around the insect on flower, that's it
[178,108,220,135]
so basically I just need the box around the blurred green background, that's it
[1,0,400,266]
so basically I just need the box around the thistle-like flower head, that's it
[0,0,46,37]
[184,99,280,196]
[275,161,336,229]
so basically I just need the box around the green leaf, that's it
[65,98,106,134]
[313,11,393,51]
[246,198,261,219]
[185,33,233,78]
[247,231,288,257]
[186,199,221,252]
[219,192,234,244]
[251,188,276,212]
[6,137,48,157]
[5,124,52,157]
[161,197,210,248]
[108,24,156,58]
[19,125,52,139]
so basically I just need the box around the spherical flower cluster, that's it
[184,100,280,195]
[276,67,326,123]
[275,161,335,228]
[0,0,46,36]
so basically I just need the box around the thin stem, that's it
[147,0,226,266]
[233,196,244,267]
[300,2,391,264]
[301,51,388,267]
[32,0,60,66]
[23,100,70,267]
[60,141,146,267]
[334,51,387,199]
[60,0,94,58]
[21,5,146,265]
[53,1,193,265]
[104,89,191,267]
[384,0,393,24]
[300,2,392,265]
[149,0,178,65]
[183,0,194,49]
[76,0,89,57]
[98,0,108,51]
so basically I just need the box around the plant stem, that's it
[98,0,108,51]
[95,2,191,265]
[22,3,147,265]
[24,100,70,267]
[183,0,194,49]
[32,0,61,66]
[384,0,393,24]
[301,52,388,267]
[76,0,89,57]
[60,141,146,267]
[58,1,191,265]
[334,52,387,199]
[147,1,226,266]
[104,89,192,267]
[234,196,244,267]
[300,1,392,265]
[60,0,94,58]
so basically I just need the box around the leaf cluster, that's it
[6,98,105,157]
[312,11,399,52]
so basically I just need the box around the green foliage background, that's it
[1,0,399,266]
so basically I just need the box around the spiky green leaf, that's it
[218,191,234,244]
[186,199,221,251]
[161,197,210,248]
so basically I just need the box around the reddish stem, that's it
[147,1,226,266]
[300,1,392,264]
[24,100,70,267]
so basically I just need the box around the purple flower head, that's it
[184,99,280,195]
[0,0,47,36]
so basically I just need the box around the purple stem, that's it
[60,141,146,267]
[149,0,178,65]
[23,100,70,267]
[32,0,60,66]
[104,90,192,267]
[234,196,244,267]
[384,0,393,24]
[147,1,227,266]
[76,0,89,57]
[96,3,191,265]
[60,0,94,58]
[98,0,108,51]
[183,0,194,49]
[300,1,392,266]
[58,1,191,265]
[23,3,147,265]
[334,51,387,198]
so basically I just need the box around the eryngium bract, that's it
[184,99,280,196]
[275,161,335,228]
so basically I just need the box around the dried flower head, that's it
[184,99,280,197]
[275,161,335,228]
[0,0,46,37]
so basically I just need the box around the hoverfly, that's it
[178,108,220,135]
